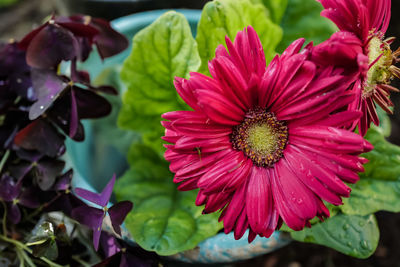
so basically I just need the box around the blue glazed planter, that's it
[66,9,291,264]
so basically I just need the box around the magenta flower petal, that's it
[312,0,398,135]
[162,26,372,240]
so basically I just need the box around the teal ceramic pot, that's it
[66,9,291,264]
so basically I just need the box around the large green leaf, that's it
[251,0,288,24]
[362,127,400,181]
[291,214,379,259]
[118,11,201,154]
[339,126,400,215]
[196,0,282,74]
[115,144,222,256]
[278,0,336,52]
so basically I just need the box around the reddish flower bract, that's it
[162,26,372,241]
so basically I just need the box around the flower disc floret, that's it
[231,108,288,167]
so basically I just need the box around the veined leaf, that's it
[340,126,400,215]
[291,214,379,259]
[118,11,201,154]
[115,144,222,255]
[196,0,282,74]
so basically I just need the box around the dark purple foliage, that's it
[0,12,134,266]
[14,118,66,157]
[73,175,133,250]
[0,42,34,110]
[0,175,39,223]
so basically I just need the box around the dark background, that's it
[1,0,400,266]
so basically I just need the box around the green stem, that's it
[0,150,10,174]
[0,235,66,267]
[1,200,7,236]
[71,255,91,267]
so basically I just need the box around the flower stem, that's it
[0,235,66,267]
[0,149,10,174]
[1,200,7,236]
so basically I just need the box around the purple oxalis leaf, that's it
[90,17,129,60]
[108,201,133,236]
[29,69,67,120]
[18,188,40,208]
[100,232,121,258]
[7,203,21,224]
[0,42,33,101]
[14,118,66,158]
[47,88,85,141]
[0,175,20,201]
[75,174,115,207]
[25,23,80,69]
[71,205,104,250]
[9,162,32,182]
[74,87,112,119]
[35,159,65,191]
[69,87,79,138]
[53,169,73,191]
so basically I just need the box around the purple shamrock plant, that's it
[72,175,133,250]
[0,13,155,266]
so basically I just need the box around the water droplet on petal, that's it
[39,105,44,110]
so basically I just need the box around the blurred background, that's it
[1,0,400,266]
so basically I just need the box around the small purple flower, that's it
[72,175,133,250]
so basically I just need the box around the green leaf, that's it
[259,0,288,24]
[341,179,400,216]
[0,0,17,7]
[118,11,201,154]
[291,214,379,259]
[362,127,400,182]
[196,0,283,74]
[115,144,222,256]
[278,0,336,52]
[339,126,400,215]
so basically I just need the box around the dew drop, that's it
[343,224,350,230]
[347,241,352,247]
[39,105,44,110]
[359,221,365,227]
[360,240,369,250]
[16,78,22,84]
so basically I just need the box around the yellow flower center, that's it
[365,36,395,96]
[247,123,279,156]
[231,108,288,167]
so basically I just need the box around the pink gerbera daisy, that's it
[162,26,372,241]
[312,0,399,136]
